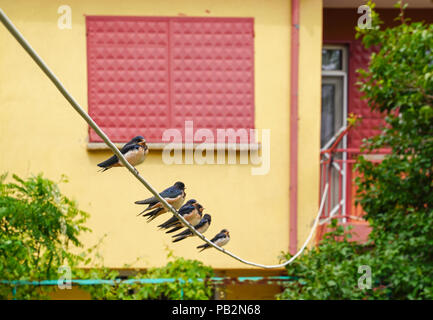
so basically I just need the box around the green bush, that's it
[277,220,389,300]
[79,251,214,300]
[278,1,433,300]
[0,173,90,299]
[0,173,214,300]
[354,0,433,299]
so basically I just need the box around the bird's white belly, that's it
[197,223,209,234]
[189,214,202,227]
[125,148,146,166]
[171,195,185,209]
[215,237,230,247]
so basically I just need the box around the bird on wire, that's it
[135,181,186,221]
[141,198,195,223]
[172,214,212,243]
[197,229,230,252]
[97,135,148,173]
[157,201,204,232]
[164,206,204,234]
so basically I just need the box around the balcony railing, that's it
[319,124,389,226]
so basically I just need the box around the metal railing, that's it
[319,124,389,225]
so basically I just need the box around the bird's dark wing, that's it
[97,144,141,169]
[134,197,158,205]
[173,218,205,238]
[97,154,119,168]
[177,204,195,215]
[197,242,210,250]
[197,232,225,250]
[179,219,208,237]
[135,195,161,206]
[157,214,178,229]
[194,219,207,230]
[172,235,188,243]
[121,137,139,151]
[211,232,226,243]
[135,185,182,206]
[120,143,141,154]
[138,207,164,222]
[172,219,207,240]
[172,227,193,238]
[165,225,183,234]
[157,205,193,229]
[159,186,183,200]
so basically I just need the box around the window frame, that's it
[321,44,348,219]
[85,16,259,151]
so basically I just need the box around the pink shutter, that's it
[348,41,385,148]
[170,18,255,143]
[87,17,170,143]
[86,16,255,143]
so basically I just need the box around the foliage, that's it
[0,173,214,300]
[354,0,433,299]
[0,173,90,299]
[279,1,433,299]
[77,250,214,300]
[277,220,389,300]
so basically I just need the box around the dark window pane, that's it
[322,49,342,71]
[321,84,335,147]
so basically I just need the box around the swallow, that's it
[165,205,204,234]
[142,198,195,222]
[196,229,230,252]
[157,202,203,232]
[97,136,149,172]
[162,202,204,233]
[135,182,186,220]
[172,214,212,243]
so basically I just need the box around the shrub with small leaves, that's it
[277,220,389,300]
[78,251,214,300]
[0,173,214,300]
[354,0,433,299]
[0,173,90,299]
[278,1,433,300]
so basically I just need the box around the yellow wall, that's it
[0,0,322,270]
[298,0,323,249]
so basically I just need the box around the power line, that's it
[0,8,328,269]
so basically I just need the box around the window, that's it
[86,16,255,144]
[321,45,347,148]
[321,45,348,218]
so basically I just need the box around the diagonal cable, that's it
[0,8,328,269]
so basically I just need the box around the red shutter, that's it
[86,16,254,143]
[170,18,255,143]
[346,41,387,223]
[348,41,384,148]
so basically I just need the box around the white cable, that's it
[0,8,328,269]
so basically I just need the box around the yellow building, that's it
[0,0,323,299]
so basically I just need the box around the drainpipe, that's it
[289,0,300,255]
